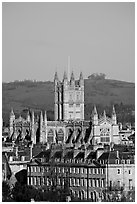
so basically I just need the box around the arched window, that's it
[57,129,64,143]
[47,129,54,143]
[115,159,119,164]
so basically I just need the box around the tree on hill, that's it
[88,73,106,80]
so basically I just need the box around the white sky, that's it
[2,2,135,82]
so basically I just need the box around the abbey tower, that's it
[54,71,84,121]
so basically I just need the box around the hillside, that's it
[2,79,135,125]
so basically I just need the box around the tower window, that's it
[76,94,79,100]
[69,94,73,101]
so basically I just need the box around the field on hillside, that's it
[2,79,135,125]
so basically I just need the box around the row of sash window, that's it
[28,177,105,188]
[28,166,105,174]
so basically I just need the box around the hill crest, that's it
[2,78,135,125]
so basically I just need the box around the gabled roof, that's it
[28,158,41,166]
[97,152,109,160]
[75,151,84,159]
[53,150,63,159]
[86,151,96,160]
[64,150,74,159]
[128,133,135,141]
[97,151,135,164]
[34,149,51,159]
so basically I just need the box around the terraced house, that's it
[27,147,106,201]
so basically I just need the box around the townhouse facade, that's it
[98,151,135,192]
[27,148,106,201]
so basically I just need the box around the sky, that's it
[2,2,135,82]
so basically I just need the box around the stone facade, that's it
[27,148,106,201]
[54,71,84,121]
[8,72,121,146]
[97,151,135,192]
[91,106,120,146]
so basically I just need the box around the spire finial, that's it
[19,115,22,120]
[10,108,14,116]
[93,105,98,115]
[70,71,75,81]
[26,110,31,122]
[67,56,70,81]
[54,71,58,81]
[112,105,116,115]
[79,71,83,80]
[103,110,106,118]
[44,110,47,122]
[40,111,43,122]
[63,71,68,81]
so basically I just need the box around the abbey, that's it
[8,72,120,146]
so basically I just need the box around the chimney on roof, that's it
[14,146,18,158]
[21,156,25,161]
[116,150,119,159]
[30,144,33,160]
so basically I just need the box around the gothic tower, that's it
[91,105,98,125]
[54,71,84,121]
[112,105,117,125]
[40,111,43,143]
[31,110,36,144]
[54,71,63,121]
[9,108,15,137]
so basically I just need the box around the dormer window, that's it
[121,160,125,164]
[115,159,119,164]
[127,159,130,164]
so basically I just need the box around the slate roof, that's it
[97,152,109,161]
[34,149,51,159]
[86,151,96,160]
[97,151,135,164]
[75,151,85,159]
[53,150,63,158]
[64,150,74,159]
